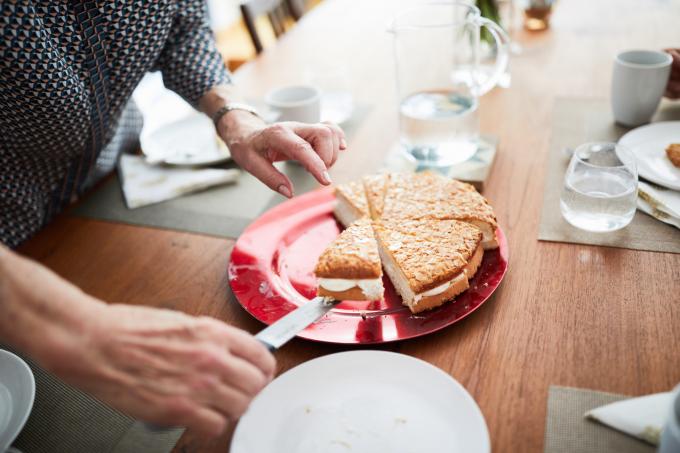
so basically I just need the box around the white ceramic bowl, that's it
[0,350,35,453]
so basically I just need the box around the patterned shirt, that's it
[0,1,232,248]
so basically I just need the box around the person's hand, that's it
[54,304,276,438]
[665,48,680,99]
[217,110,346,198]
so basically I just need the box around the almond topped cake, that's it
[373,218,483,313]
[370,172,498,249]
[314,218,384,301]
[318,171,498,311]
[333,180,369,227]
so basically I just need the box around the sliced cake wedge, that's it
[379,172,499,249]
[314,218,384,301]
[334,181,369,227]
[373,218,483,313]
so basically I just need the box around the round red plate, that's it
[228,187,509,344]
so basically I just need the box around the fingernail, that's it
[277,184,292,198]
[322,171,332,185]
[340,138,347,149]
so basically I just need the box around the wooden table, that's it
[18,0,680,451]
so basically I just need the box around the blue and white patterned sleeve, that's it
[155,0,232,108]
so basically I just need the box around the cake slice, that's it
[314,218,384,301]
[379,172,499,249]
[334,181,369,227]
[363,173,390,220]
[373,218,483,313]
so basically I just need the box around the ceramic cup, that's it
[265,85,321,123]
[611,50,672,127]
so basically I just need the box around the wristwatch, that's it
[212,102,261,127]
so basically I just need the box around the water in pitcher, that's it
[399,90,479,167]
[560,171,637,232]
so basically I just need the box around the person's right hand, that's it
[52,304,276,438]
[665,48,680,99]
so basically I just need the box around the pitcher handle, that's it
[475,17,511,96]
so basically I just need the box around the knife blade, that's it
[255,297,338,352]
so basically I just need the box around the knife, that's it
[255,296,338,352]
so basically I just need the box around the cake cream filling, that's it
[412,272,466,303]
[318,278,384,299]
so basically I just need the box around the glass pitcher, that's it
[390,1,510,167]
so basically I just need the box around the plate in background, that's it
[0,350,35,452]
[140,113,231,167]
[231,350,490,453]
[618,121,680,190]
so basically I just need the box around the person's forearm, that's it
[0,245,105,371]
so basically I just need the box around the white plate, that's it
[0,350,35,452]
[231,351,490,453]
[140,113,231,167]
[618,121,680,190]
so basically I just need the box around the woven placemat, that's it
[3,347,183,453]
[72,104,372,239]
[538,98,680,253]
[545,386,655,453]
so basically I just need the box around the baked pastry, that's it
[334,181,369,227]
[363,173,390,220]
[369,172,499,249]
[314,218,384,301]
[373,218,483,313]
[666,143,680,168]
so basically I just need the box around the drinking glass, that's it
[560,142,638,232]
[390,1,509,168]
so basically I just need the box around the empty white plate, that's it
[231,350,490,453]
[618,121,680,190]
[140,113,231,167]
[0,350,35,452]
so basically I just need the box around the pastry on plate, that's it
[334,180,369,227]
[373,218,483,314]
[314,218,384,301]
[363,173,390,220]
[368,172,499,249]
[666,143,680,168]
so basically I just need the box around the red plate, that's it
[228,187,509,344]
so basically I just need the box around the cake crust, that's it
[380,172,498,232]
[363,173,390,219]
[317,286,377,301]
[373,218,482,294]
[314,218,382,279]
[335,181,369,222]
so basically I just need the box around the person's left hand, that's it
[217,110,346,198]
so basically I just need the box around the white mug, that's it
[265,85,321,123]
[611,50,672,127]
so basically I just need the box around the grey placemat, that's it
[72,104,372,238]
[538,98,680,253]
[545,386,654,453]
[3,347,183,453]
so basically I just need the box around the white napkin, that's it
[585,392,672,445]
[118,154,240,209]
[637,181,680,229]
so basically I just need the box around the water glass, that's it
[389,1,509,168]
[560,142,638,232]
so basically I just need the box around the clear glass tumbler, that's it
[390,1,509,168]
[560,142,638,232]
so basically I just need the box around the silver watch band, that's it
[212,102,261,126]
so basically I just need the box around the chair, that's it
[240,0,299,54]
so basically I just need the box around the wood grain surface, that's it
[17,0,680,452]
